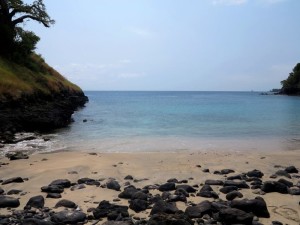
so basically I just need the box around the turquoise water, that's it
[55,91,300,152]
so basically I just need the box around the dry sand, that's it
[0,149,299,224]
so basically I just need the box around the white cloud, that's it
[211,0,247,5]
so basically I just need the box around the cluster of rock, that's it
[0,91,88,135]
[0,162,299,224]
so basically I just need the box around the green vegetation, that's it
[0,1,83,102]
[281,63,300,95]
[0,54,82,101]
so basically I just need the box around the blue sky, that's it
[26,0,300,91]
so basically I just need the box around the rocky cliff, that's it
[0,55,88,135]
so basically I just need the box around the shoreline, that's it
[0,149,299,224]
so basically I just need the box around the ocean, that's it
[4,91,300,153]
[51,91,300,152]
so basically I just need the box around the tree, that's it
[0,0,54,56]
[281,63,300,95]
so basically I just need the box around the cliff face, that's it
[0,55,88,134]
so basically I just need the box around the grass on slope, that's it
[0,54,82,101]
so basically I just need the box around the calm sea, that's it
[46,91,300,152]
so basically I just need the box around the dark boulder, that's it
[107,180,121,191]
[55,199,77,208]
[261,181,288,194]
[41,185,64,193]
[49,179,71,188]
[158,182,176,192]
[175,185,197,193]
[51,210,86,224]
[224,180,249,189]
[118,186,139,199]
[219,186,238,194]
[230,197,270,218]
[124,175,134,180]
[197,185,219,199]
[7,189,22,195]
[220,169,235,174]
[226,191,243,201]
[285,166,298,173]
[93,200,129,219]
[22,218,54,225]
[129,199,148,212]
[148,212,194,225]
[288,187,300,195]
[25,195,45,209]
[205,180,224,186]
[150,200,179,215]
[247,169,264,178]
[218,208,254,225]
[8,152,29,160]
[275,170,291,179]
[0,195,20,208]
[77,177,100,186]
[278,178,293,187]
[46,193,62,199]
[2,177,24,185]
[185,200,212,218]
[131,191,148,201]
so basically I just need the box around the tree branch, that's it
[12,14,51,27]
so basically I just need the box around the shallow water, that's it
[3,91,300,154]
[47,91,300,152]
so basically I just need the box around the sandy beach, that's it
[0,149,299,224]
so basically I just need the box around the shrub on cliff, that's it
[281,63,300,95]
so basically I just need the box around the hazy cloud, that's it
[128,27,156,38]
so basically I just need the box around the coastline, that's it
[0,149,299,224]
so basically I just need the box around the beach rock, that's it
[275,170,292,179]
[107,180,121,191]
[278,178,293,187]
[168,193,187,202]
[220,169,235,174]
[224,180,250,189]
[202,168,210,173]
[218,208,254,225]
[118,186,139,199]
[0,195,20,208]
[261,181,288,194]
[0,187,4,195]
[230,197,270,218]
[25,195,45,209]
[49,179,71,188]
[167,178,179,183]
[124,175,134,180]
[102,222,133,225]
[77,177,100,186]
[285,166,298,173]
[8,152,29,160]
[22,218,54,225]
[175,185,197,193]
[93,200,129,219]
[7,189,22,195]
[2,177,24,185]
[51,210,86,224]
[55,199,77,208]
[226,191,243,201]
[197,185,219,199]
[131,191,148,201]
[272,221,283,225]
[219,186,238,194]
[148,212,194,225]
[150,200,179,215]
[46,193,62,199]
[288,187,300,195]
[227,174,245,180]
[205,180,224,186]
[159,182,176,192]
[175,188,189,197]
[41,185,64,193]
[129,199,148,212]
[247,169,264,178]
[185,200,212,218]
